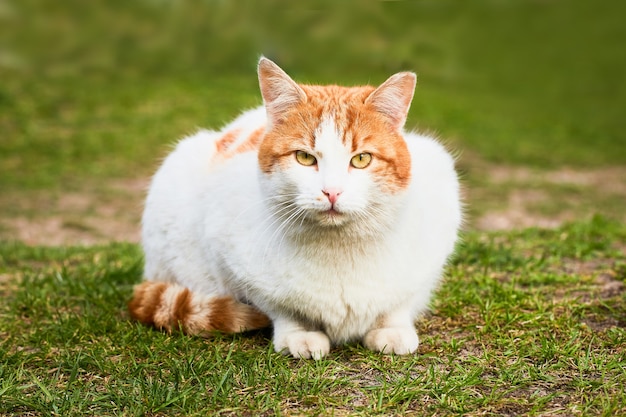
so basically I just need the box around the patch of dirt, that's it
[557,259,625,299]
[475,189,568,230]
[470,165,626,230]
[0,178,147,246]
[0,165,624,245]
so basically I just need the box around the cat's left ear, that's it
[365,72,417,131]
[258,57,307,127]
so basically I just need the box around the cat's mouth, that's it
[315,207,348,226]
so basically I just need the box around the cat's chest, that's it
[218,208,417,330]
[264,242,411,322]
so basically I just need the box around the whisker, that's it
[274,207,308,260]
[261,204,304,263]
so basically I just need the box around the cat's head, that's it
[257,57,416,233]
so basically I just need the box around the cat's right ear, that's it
[258,57,307,126]
[365,71,416,131]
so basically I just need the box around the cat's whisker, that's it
[260,204,305,264]
[236,194,300,229]
[244,202,300,261]
[231,193,301,225]
[273,207,309,261]
[240,197,298,246]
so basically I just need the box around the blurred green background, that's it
[1,0,625,236]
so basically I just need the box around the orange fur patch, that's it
[128,281,168,325]
[172,287,192,329]
[233,127,265,155]
[128,281,271,335]
[215,129,242,154]
[207,297,267,333]
[214,127,267,166]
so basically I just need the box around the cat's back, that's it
[145,107,269,225]
[405,131,458,184]
[211,107,267,161]
[144,107,266,210]
[142,107,268,284]
[400,130,461,261]
[172,107,267,169]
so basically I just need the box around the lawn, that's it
[1,218,624,416]
[1,0,625,415]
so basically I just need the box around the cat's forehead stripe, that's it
[314,117,345,153]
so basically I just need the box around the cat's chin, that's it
[314,209,350,227]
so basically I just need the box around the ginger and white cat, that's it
[129,57,462,359]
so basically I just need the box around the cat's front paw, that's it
[363,327,419,355]
[274,330,331,360]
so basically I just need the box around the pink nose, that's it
[322,188,342,204]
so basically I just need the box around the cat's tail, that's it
[128,281,271,335]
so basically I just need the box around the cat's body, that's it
[130,58,462,359]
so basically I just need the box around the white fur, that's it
[142,106,462,358]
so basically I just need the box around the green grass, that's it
[0,216,624,416]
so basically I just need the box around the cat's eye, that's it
[350,153,372,169]
[295,151,317,166]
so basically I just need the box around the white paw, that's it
[274,330,331,360]
[363,327,419,355]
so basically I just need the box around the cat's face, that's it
[257,58,416,230]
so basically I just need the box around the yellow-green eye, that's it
[350,153,372,169]
[295,150,317,166]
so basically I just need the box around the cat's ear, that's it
[365,72,416,130]
[258,57,307,126]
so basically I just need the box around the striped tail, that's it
[128,281,271,335]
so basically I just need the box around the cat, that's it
[129,57,462,359]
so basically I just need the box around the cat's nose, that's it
[322,188,342,204]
